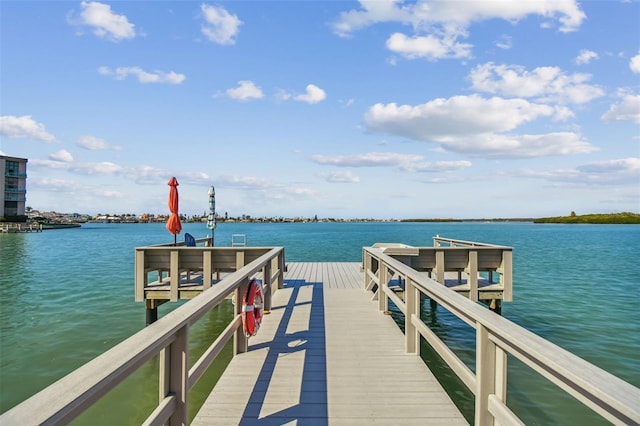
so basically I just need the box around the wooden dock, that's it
[193,262,467,425]
[5,240,638,426]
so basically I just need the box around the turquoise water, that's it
[1,222,639,424]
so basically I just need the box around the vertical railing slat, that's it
[170,250,179,302]
[169,326,188,425]
[203,250,212,290]
[468,250,478,302]
[135,250,146,302]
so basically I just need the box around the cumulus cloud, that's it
[68,1,136,42]
[332,0,585,60]
[601,93,640,123]
[630,53,640,74]
[576,49,598,65]
[49,149,74,162]
[468,63,604,104]
[226,81,264,101]
[294,84,327,104]
[365,95,568,139]
[317,171,361,183]
[363,95,596,158]
[77,135,121,150]
[310,151,472,172]
[98,66,185,84]
[0,115,56,142]
[201,4,242,45]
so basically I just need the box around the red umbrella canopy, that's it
[166,177,182,237]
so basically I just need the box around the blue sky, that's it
[1,1,638,219]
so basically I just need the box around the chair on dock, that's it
[184,233,196,247]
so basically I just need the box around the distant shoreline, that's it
[4,212,639,227]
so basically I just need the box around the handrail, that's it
[433,236,510,248]
[1,247,285,425]
[363,246,640,426]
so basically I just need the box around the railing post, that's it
[475,323,507,426]
[159,325,189,425]
[468,250,478,302]
[234,278,249,354]
[363,249,369,289]
[278,250,285,289]
[170,250,179,302]
[435,250,445,284]
[501,250,513,302]
[135,249,146,302]
[203,250,212,290]
[263,260,272,312]
[378,262,388,312]
[405,278,419,354]
[235,250,245,270]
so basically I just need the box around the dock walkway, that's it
[193,262,467,425]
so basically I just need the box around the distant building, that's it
[0,155,28,219]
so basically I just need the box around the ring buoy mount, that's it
[242,279,263,337]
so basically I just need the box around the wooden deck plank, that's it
[193,262,467,425]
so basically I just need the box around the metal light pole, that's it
[207,185,216,246]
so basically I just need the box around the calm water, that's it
[1,222,638,424]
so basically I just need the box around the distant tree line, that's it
[533,212,640,224]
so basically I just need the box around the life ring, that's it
[242,279,263,337]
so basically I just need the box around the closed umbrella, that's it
[206,185,216,245]
[166,177,182,245]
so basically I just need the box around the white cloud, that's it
[576,49,598,65]
[29,176,88,192]
[630,53,640,73]
[28,159,71,170]
[521,157,639,186]
[332,0,585,61]
[294,84,327,104]
[77,135,121,150]
[577,157,640,174]
[363,96,596,158]
[226,81,264,101]
[468,63,604,104]
[310,151,472,172]
[278,84,327,104]
[98,66,185,84]
[201,4,242,45]
[217,175,272,190]
[495,35,513,50]
[407,160,472,172]
[70,161,123,175]
[365,95,565,139]
[69,1,136,42]
[311,151,423,167]
[0,115,56,142]
[601,93,640,123]
[317,171,361,183]
[386,32,472,60]
[49,149,74,162]
[440,132,597,158]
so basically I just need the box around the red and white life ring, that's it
[242,279,263,337]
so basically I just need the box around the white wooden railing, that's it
[0,247,285,425]
[363,246,640,426]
